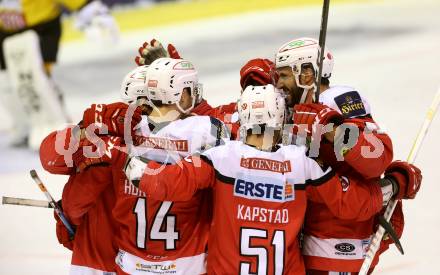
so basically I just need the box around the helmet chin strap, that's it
[136,98,148,106]
[293,69,316,104]
[299,86,317,103]
[299,89,309,104]
[177,84,199,114]
[176,96,195,114]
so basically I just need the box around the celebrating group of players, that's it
[39,37,422,275]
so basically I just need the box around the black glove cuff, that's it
[382,175,399,196]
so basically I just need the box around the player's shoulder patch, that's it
[334,90,367,118]
[321,85,371,119]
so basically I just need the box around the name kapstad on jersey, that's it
[237,204,289,224]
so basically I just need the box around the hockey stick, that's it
[29,170,76,237]
[315,0,331,102]
[359,87,440,275]
[2,196,52,208]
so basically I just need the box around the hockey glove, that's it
[135,39,181,66]
[72,136,125,172]
[239,58,275,89]
[385,160,422,200]
[293,103,343,138]
[54,200,75,250]
[82,102,142,138]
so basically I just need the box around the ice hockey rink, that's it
[1,0,439,274]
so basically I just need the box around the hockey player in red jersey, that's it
[112,58,230,274]
[40,130,120,275]
[41,59,229,275]
[274,37,422,274]
[38,66,148,274]
[126,84,419,275]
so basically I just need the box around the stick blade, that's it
[2,196,51,208]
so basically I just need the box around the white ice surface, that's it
[1,0,440,273]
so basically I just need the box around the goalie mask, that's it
[120,65,149,104]
[145,57,202,113]
[275,37,334,102]
[238,84,286,134]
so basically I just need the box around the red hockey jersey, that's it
[40,128,119,274]
[42,115,228,275]
[138,140,383,275]
[301,85,393,272]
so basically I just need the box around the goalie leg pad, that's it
[3,30,69,149]
[0,71,29,146]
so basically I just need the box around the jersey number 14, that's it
[133,198,179,250]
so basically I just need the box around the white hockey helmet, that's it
[238,84,286,131]
[275,37,334,89]
[145,57,201,113]
[120,65,149,104]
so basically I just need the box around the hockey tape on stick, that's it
[29,170,76,237]
[315,0,330,102]
[2,196,51,208]
[359,87,440,274]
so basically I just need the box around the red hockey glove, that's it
[292,103,343,137]
[54,200,74,251]
[72,136,125,172]
[82,102,142,138]
[239,58,275,89]
[134,39,181,66]
[385,161,422,200]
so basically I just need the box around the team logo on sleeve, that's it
[340,176,350,192]
[334,91,366,118]
[234,174,294,202]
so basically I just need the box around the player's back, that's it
[201,140,331,275]
[113,115,227,275]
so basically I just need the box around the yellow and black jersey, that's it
[0,0,87,32]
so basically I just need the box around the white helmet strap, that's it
[176,96,195,114]
[289,65,317,104]
[176,85,198,114]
